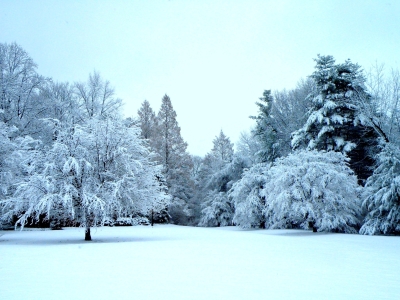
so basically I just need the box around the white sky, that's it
[1,0,399,156]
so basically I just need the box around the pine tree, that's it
[153,94,194,224]
[251,80,314,163]
[360,143,400,235]
[198,130,237,227]
[251,90,279,162]
[292,55,380,184]
[198,191,233,227]
[137,100,157,140]
[211,130,234,164]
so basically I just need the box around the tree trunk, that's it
[308,221,317,233]
[151,209,154,226]
[85,227,92,241]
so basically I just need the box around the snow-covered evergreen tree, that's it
[153,94,194,224]
[251,90,279,162]
[292,55,380,184]
[360,143,400,235]
[198,191,233,227]
[262,150,361,232]
[198,131,239,226]
[251,80,314,163]
[210,130,234,164]
[137,100,157,140]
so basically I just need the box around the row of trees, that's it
[197,55,400,235]
[1,42,399,237]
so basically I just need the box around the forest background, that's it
[1,1,400,238]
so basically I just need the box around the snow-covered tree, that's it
[365,63,400,144]
[292,55,380,184]
[360,143,400,235]
[235,130,264,167]
[230,163,270,228]
[153,94,194,224]
[0,118,17,201]
[1,117,169,240]
[198,191,233,227]
[262,150,361,232]
[0,42,47,134]
[137,100,157,140]
[198,131,239,227]
[210,130,234,164]
[251,90,279,162]
[74,71,122,120]
[251,80,314,162]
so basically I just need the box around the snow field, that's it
[0,225,399,300]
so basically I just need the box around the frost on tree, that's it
[230,163,270,229]
[360,143,400,235]
[198,191,233,227]
[198,131,239,227]
[262,150,361,233]
[0,42,46,136]
[137,100,157,140]
[292,55,380,184]
[1,117,169,240]
[74,71,122,120]
[251,80,314,163]
[153,95,194,225]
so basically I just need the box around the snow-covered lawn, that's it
[0,225,399,300]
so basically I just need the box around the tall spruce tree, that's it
[292,55,380,184]
[360,143,400,235]
[198,130,235,227]
[137,100,157,140]
[154,94,194,224]
[251,80,314,163]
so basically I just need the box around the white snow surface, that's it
[0,225,399,300]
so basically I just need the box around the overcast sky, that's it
[1,0,399,156]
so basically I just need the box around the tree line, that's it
[1,42,400,238]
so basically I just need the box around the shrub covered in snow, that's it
[103,216,150,226]
[230,163,270,228]
[199,191,233,227]
[231,150,362,232]
[262,150,362,232]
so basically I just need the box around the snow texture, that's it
[0,225,399,300]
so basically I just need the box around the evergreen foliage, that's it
[251,80,314,162]
[292,55,380,184]
[137,100,157,140]
[360,143,400,235]
[198,191,233,227]
[198,130,238,227]
[153,95,194,224]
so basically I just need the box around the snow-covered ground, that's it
[0,225,399,300]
